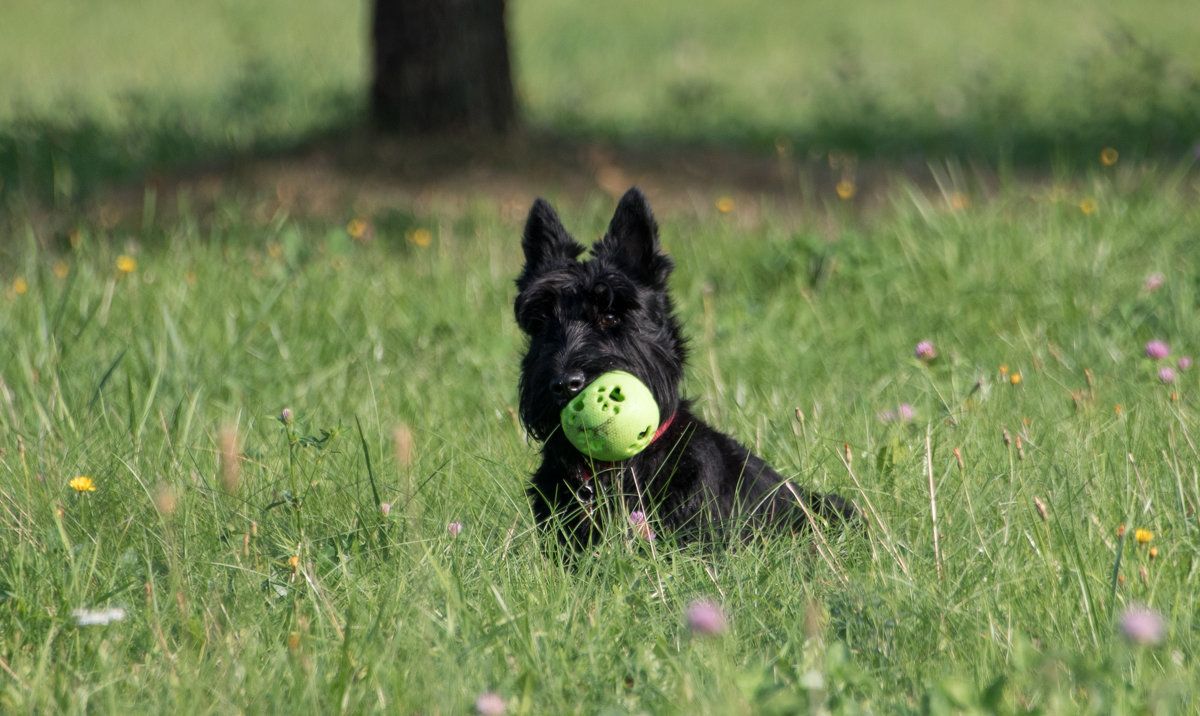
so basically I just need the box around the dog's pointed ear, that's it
[519,198,585,286]
[596,187,673,287]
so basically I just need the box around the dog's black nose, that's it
[550,371,587,401]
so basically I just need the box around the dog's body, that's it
[515,188,854,551]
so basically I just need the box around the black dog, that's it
[515,187,855,551]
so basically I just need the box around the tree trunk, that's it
[371,0,516,134]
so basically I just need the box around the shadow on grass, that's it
[0,82,366,209]
[3,33,1199,219]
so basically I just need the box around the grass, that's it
[514,0,1200,157]
[2,164,1199,712]
[0,0,367,203]
[2,1,1200,713]
[4,0,1200,202]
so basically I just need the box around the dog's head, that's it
[514,188,686,442]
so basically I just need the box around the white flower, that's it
[72,607,127,626]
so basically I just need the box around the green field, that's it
[2,1,1200,713]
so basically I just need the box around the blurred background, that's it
[1,0,1199,207]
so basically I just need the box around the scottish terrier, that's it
[515,187,855,551]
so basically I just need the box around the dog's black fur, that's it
[515,187,855,551]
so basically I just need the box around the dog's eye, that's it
[598,313,620,329]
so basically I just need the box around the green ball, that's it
[561,371,661,461]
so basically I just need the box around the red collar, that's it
[650,410,676,444]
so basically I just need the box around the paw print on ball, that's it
[561,371,660,461]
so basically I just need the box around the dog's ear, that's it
[519,198,585,286]
[596,187,673,288]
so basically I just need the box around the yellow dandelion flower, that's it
[12,277,27,295]
[70,476,96,492]
[53,260,70,278]
[1116,524,1126,538]
[715,196,735,214]
[408,228,432,247]
[835,180,856,200]
[1010,373,1022,386]
[116,255,137,273]
[1079,198,1098,215]
[1100,147,1119,166]
[1149,546,1158,560]
[1134,528,1153,544]
[1114,404,1123,415]
[347,218,375,242]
